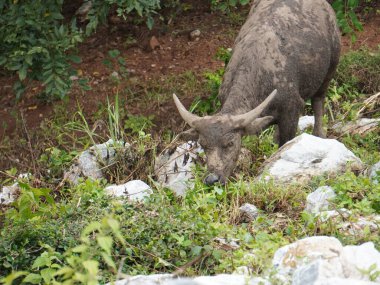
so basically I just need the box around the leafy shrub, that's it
[0,179,110,276]
[335,48,380,94]
[332,0,363,39]
[0,0,82,99]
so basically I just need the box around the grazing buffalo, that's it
[174,0,341,185]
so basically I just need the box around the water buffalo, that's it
[173,0,341,185]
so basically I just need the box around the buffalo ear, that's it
[243,116,274,136]
[177,128,199,141]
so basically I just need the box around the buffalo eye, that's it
[223,141,234,148]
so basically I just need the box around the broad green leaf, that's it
[101,252,116,270]
[32,253,50,269]
[41,268,55,283]
[97,236,113,254]
[23,273,42,284]
[108,49,120,58]
[82,260,99,276]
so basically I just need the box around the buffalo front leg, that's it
[277,95,304,146]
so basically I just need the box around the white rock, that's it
[292,259,344,285]
[154,141,202,196]
[106,274,173,285]
[298,115,315,132]
[239,203,259,222]
[316,208,351,222]
[273,236,344,279]
[332,118,380,135]
[341,215,380,235]
[108,275,271,285]
[369,161,380,184]
[0,183,19,205]
[305,186,336,214]
[104,180,152,202]
[111,71,120,79]
[341,242,380,282]
[259,134,363,183]
[192,274,247,285]
[64,139,133,185]
[314,278,378,285]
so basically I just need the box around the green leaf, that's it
[18,64,28,81]
[0,56,7,65]
[41,268,55,283]
[108,49,120,58]
[147,16,154,30]
[1,271,28,285]
[97,236,113,254]
[82,260,99,275]
[101,252,116,270]
[68,54,82,63]
[32,253,50,269]
[71,244,88,253]
[23,273,42,284]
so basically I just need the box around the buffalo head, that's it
[173,90,277,185]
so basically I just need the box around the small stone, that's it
[189,29,201,41]
[305,186,336,214]
[0,183,20,205]
[151,64,156,68]
[341,215,380,235]
[316,208,351,222]
[332,118,380,135]
[298,115,315,132]
[369,161,380,184]
[239,203,259,222]
[104,180,152,202]
[149,36,161,51]
[69,75,79,81]
[214,237,240,250]
[111,71,119,79]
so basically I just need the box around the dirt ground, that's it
[0,1,379,145]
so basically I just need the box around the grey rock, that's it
[154,141,202,196]
[314,278,378,285]
[341,215,380,236]
[111,71,120,79]
[104,180,152,202]
[64,139,133,185]
[189,29,201,41]
[369,161,380,184]
[107,274,173,285]
[316,208,351,222]
[0,183,19,205]
[273,236,344,281]
[332,118,380,135]
[341,242,380,282]
[305,186,336,214]
[239,203,259,222]
[298,115,315,132]
[259,134,363,183]
[273,236,380,284]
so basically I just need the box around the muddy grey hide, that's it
[173,0,341,185]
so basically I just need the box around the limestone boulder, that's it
[259,134,363,183]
